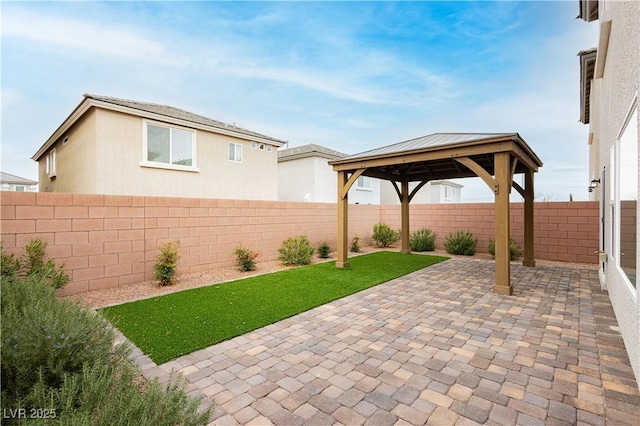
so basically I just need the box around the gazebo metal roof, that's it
[330,132,543,295]
[331,132,542,184]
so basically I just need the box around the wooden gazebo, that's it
[329,133,543,295]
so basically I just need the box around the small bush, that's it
[278,235,314,266]
[1,243,22,283]
[372,223,401,248]
[317,242,331,259]
[1,238,69,289]
[410,228,436,252]
[233,247,259,272]
[350,236,361,253]
[444,230,478,256]
[154,241,180,286]
[488,237,523,260]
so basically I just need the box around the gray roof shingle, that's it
[85,94,287,145]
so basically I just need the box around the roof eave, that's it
[32,96,286,161]
[32,97,93,161]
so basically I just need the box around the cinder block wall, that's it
[381,202,599,263]
[0,192,598,295]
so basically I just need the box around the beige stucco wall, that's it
[41,108,279,200]
[94,109,279,200]
[596,0,640,384]
[39,109,98,194]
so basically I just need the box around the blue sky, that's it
[1,1,598,201]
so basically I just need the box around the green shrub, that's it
[154,241,180,286]
[1,275,211,425]
[1,243,22,283]
[350,236,361,253]
[488,237,523,260]
[317,242,331,259]
[1,238,69,289]
[233,247,259,272]
[444,230,478,256]
[372,223,401,248]
[278,235,314,265]
[1,276,124,400]
[410,228,436,252]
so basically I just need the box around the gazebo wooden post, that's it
[401,180,411,253]
[494,152,513,295]
[337,170,349,268]
[523,169,536,267]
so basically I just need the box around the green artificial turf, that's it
[99,251,448,364]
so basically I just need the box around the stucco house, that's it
[277,143,381,204]
[380,180,463,204]
[32,94,286,200]
[578,0,639,384]
[0,172,38,192]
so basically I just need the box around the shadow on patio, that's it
[141,258,640,425]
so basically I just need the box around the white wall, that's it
[380,180,462,204]
[278,157,317,202]
[348,177,381,205]
[596,0,640,384]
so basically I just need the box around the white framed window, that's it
[267,145,273,152]
[142,121,197,171]
[14,185,25,192]
[614,97,637,290]
[46,149,57,178]
[251,141,257,149]
[356,176,372,190]
[229,142,243,162]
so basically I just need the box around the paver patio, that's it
[129,258,640,425]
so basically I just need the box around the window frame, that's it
[140,120,198,172]
[46,148,57,178]
[356,175,372,191]
[229,142,243,163]
[613,93,638,292]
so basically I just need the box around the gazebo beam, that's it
[523,169,536,267]
[336,170,350,268]
[494,152,512,295]
[401,180,410,253]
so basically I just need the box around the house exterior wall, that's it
[591,0,640,383]
[278,157,330,202]
[380,181,462,204]
[348,177,381,205]
[39,109,98,194]
[39,108,279,200]
[1,183,38,192]
[278,155,381,204]
[314,157,337,203]
[1,192,598,296]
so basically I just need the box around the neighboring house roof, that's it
[278,143,348,162]
[1,171,37,185]
[33,94,287,161]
